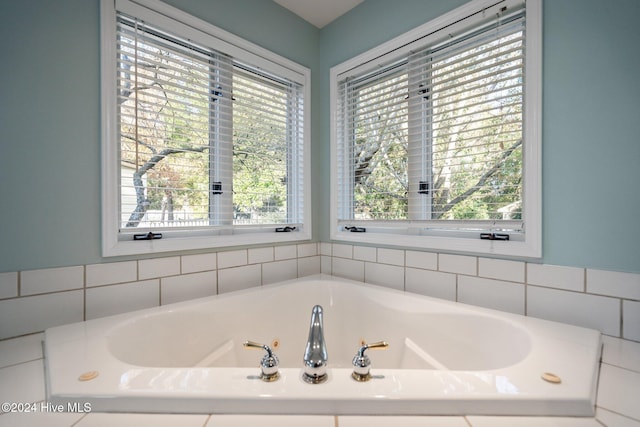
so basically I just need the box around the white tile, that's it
[332,243,353,259]
[596,408,640,427]
[587,269,640,300]
[218,264,261,294]
[439,254,476,275]
[597,363,640,421]
[365,262,404,290]
[320,255,332,274]
[319,242,332,256]
[623,299,640,342]
[138,256,180,280]
[77,413,208,427]
[207,415,335,427]
[353,246,376,262]
[181,252,217,274]
[340,416,468,427]
[161,271,217,305]
[467,416,601,427]
[86,261,137,287]
[0,272,18,299]
[601,336,640,373]
[406,268,456,301]
[263,259,298,285]
[0,333,43,369]
[274,245,297,260]
[21,266,83,296]
[0,412,83,427]
[0,360,45,407]
[298,256,321,277]
[0,291,83,339]
[86,280,159,320]
[332,257,364,282]
[218,250,248,269]
[478,258,524,283]
[248,247,274,264]
[377,248,405,266]
[297,242,318,257]
[527,286,620,336]
[406,251,437,271]
[527,263,584,292]
[458,276,524,315]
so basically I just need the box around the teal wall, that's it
[0,0,320,272]
[1,0,639,274]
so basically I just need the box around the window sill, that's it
[330,229,541,259]
[103,229,312,257]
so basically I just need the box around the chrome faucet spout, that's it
[302,304,328,383]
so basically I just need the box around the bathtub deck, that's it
[1,333,639,426]
[41,278,602,416]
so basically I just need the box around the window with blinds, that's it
[331,0,541,257]
[102,0,310,256]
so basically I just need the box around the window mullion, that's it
[408,51,432,221]
[285,84,297,224]
[210,55,234,226]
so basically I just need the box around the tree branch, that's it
[125,145,209,227]
[434,138,522,219]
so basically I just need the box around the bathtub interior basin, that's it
[44,274,602,416]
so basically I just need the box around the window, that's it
[101,0,310,256]
[331,0,541,258]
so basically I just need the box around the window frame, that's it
[330,0,542,258]
[101,0,311,257]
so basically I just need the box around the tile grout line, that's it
[83,265,87,321]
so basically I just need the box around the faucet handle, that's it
[243,340,280,382]
[351,340,389,382]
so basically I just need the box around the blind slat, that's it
[337,8,525,223]
[117,13,305,229]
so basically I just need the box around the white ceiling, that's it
[273,0,364,28]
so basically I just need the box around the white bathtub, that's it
[44,275,601,415]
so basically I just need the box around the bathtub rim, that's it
[44,274,602,416]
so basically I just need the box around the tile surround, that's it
[323,244,639,343]
[160,270,217,305]
[623,299,640,342]
[597,363,640,421]
[0,272,17,299]
[0,244,321,340]
[20,266,84,296]
[527,286,620,336]
[458,275,525,315]
[85,279,159,320]
[405,268,456,301]
[0,241,638,344]
[0,291,84,339]
[0,242,639,426]
[439,253,477,275]
[86,261,137,287]
[527,263,584,292]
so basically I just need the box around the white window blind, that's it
[337,63,410,221]
[102,0,310,256]
[331,0,541,257]
[117,15,233,229]
[116,14,304,231]
[231,65,305,227]
[408,16,525,224]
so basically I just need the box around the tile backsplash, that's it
[0,242,638,344]
[319,243,639,343]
